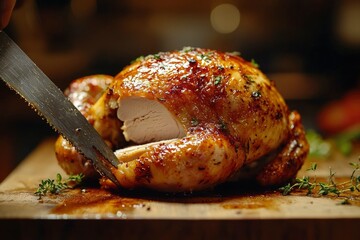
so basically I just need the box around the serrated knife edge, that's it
[0,31,120,186]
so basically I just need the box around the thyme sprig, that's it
[279,160,360,200]
[35,173,84,199]
[251,59,259,68]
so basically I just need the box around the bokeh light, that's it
[210,3,240,34]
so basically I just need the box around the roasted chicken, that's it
[55,47,309,192]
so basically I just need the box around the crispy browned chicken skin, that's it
[55,47,309,192]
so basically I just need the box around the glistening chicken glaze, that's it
[55,48,309,192]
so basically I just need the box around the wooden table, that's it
[0,139,359,239]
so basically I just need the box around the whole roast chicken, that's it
[55,47,309,192]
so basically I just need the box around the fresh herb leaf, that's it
[153,53,161,60]
[243,74,255,83]
[318,182,337,196]
[214,75,222,85]
[251,59,259,68]
[131,55,144,64]
[35,173,84,199]
[279,158,360,202]
[218,120,227,131]
[338,198,351,205]
[279,183,293,196]
[67,173,85,184]
[198,52,214,62]
[349,162,360,180]
[191,118,199,127]
[307,162,317,171]
[182,46,195,53]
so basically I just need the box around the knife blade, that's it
[0,31,120,186]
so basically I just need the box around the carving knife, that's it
[0,31,120,186]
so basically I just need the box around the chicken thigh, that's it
[55,47,309,192]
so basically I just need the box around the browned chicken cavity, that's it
[55,47,309,192]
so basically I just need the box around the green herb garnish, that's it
[35,173,84,199]
[182,46,195,53]
[191,118,199,127]
[214,75,222,85]
[251,59,259,68]
[153,53,161,60]
[198,52,214,62]
[243,74,255,83]
[131,55,144,64]
[218,120,228,131]
[338,198,351,205]
[279,159,360,204]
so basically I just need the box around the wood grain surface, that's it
[0,138,359,239]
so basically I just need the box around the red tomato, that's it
[317,89,360,135]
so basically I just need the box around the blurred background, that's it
[1,0,359,181]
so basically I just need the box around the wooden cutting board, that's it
[0,138,360,220]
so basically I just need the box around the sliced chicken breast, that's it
[117,97,186,144]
